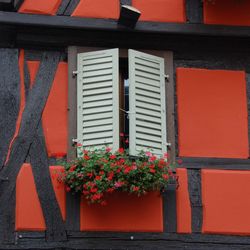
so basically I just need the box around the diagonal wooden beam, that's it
[0,51,61,243]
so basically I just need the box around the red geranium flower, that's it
[118,148,124,154]
[84,155,90,160]
[109,155,116,160]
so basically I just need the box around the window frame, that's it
[67,46,176,162]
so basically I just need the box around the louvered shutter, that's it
[77,49,119,152]
[129,49,167,156]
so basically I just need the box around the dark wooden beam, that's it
[186,0,203,24]
[120,0,132,5]
[0,11,250,38]
[56,0,71,16]
[63,0,80,16]
[187,169,203,233]
[12,231,250,249]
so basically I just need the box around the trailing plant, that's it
[60,145,178,205]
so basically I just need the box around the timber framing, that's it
[0,11,250,50]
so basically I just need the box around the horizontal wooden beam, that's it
[0,11,250,38]
[178,157,250,170]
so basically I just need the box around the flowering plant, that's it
[61,145,177,205]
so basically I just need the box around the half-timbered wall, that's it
[0,0,250,249]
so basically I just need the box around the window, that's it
[68,47,175,158]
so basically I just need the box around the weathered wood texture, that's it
[120,0,132,5]
[2,231,250,249]
[186,0,203,24]
[57,0,71,15]
[63,0,80,16]
[0,49,20,169]
[0,51,62,243]
[187,169,203,233]
[246,73,250,156]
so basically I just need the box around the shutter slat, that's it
[83,81,113,90]
[77,49,119,154]
[83,62,112,72]
[136,114,161,124]
[83,99,113,108]
[135,76,160,87]
[136,101,161,112]
[83,68,113,78]
[135,126,161,136]
[83,93,112,103]
[83,87,113,96]
[83,131,113,140]
[136,82,160,93]
[83,118,113,128]
[83,56,112,66]
[82,74,112,84]
[135,64,160,75]
[83,106,113,115]
[135,57,160,69]
[136,95,161,106]
[135,88,161,99]
[136,120,161,130]
[136,107,161,118]
[83,125,113,133]
[83,112,113,121]
[83,138,113,147]
[129,49,167,156]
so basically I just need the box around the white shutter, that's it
[129,49,167,156]
[77,49,119,152]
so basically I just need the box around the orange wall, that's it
[177,68,249,159]
[204,0,250,26]
[202,169,250,235]
[80,192,163,232]
[176,168,192,233]
[19,0,62,15]
[132,0,186,23]
[16,164,66,231]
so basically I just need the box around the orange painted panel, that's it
[16,165,66,231]
[26,61,40,88]
[202,169,250,235]
[176,168,192,233]
[204,0,250,26]
[132,0,186,23]
[19,0,61,15]
[16,164,45,231]
[72,0,119,19]
[80,192,163,232]
[42,62,68,158]
[177,68,249,158]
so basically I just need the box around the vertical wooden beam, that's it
[0,49,20,170]
[164,51,176,163]
[187,169,203,233]
[66,46,80,231]
[186,0,203,24]
[246,73,250,156]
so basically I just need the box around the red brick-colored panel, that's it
[27,61,40,88]
[42,62,68,158]
[19,0,61,15]
[50,166,66,220]
[177,68,249,158]
[176,168,192,233]
[202,169,250,235]
[16,164,45,231]
[80,192,163,232]
[132,0,186,23]
[72,0,119,19]
[204,0,250,26]
[16,164,66,231]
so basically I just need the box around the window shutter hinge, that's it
[166,142,171,147]
[164,74,170,82]
[72,70,79,78]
